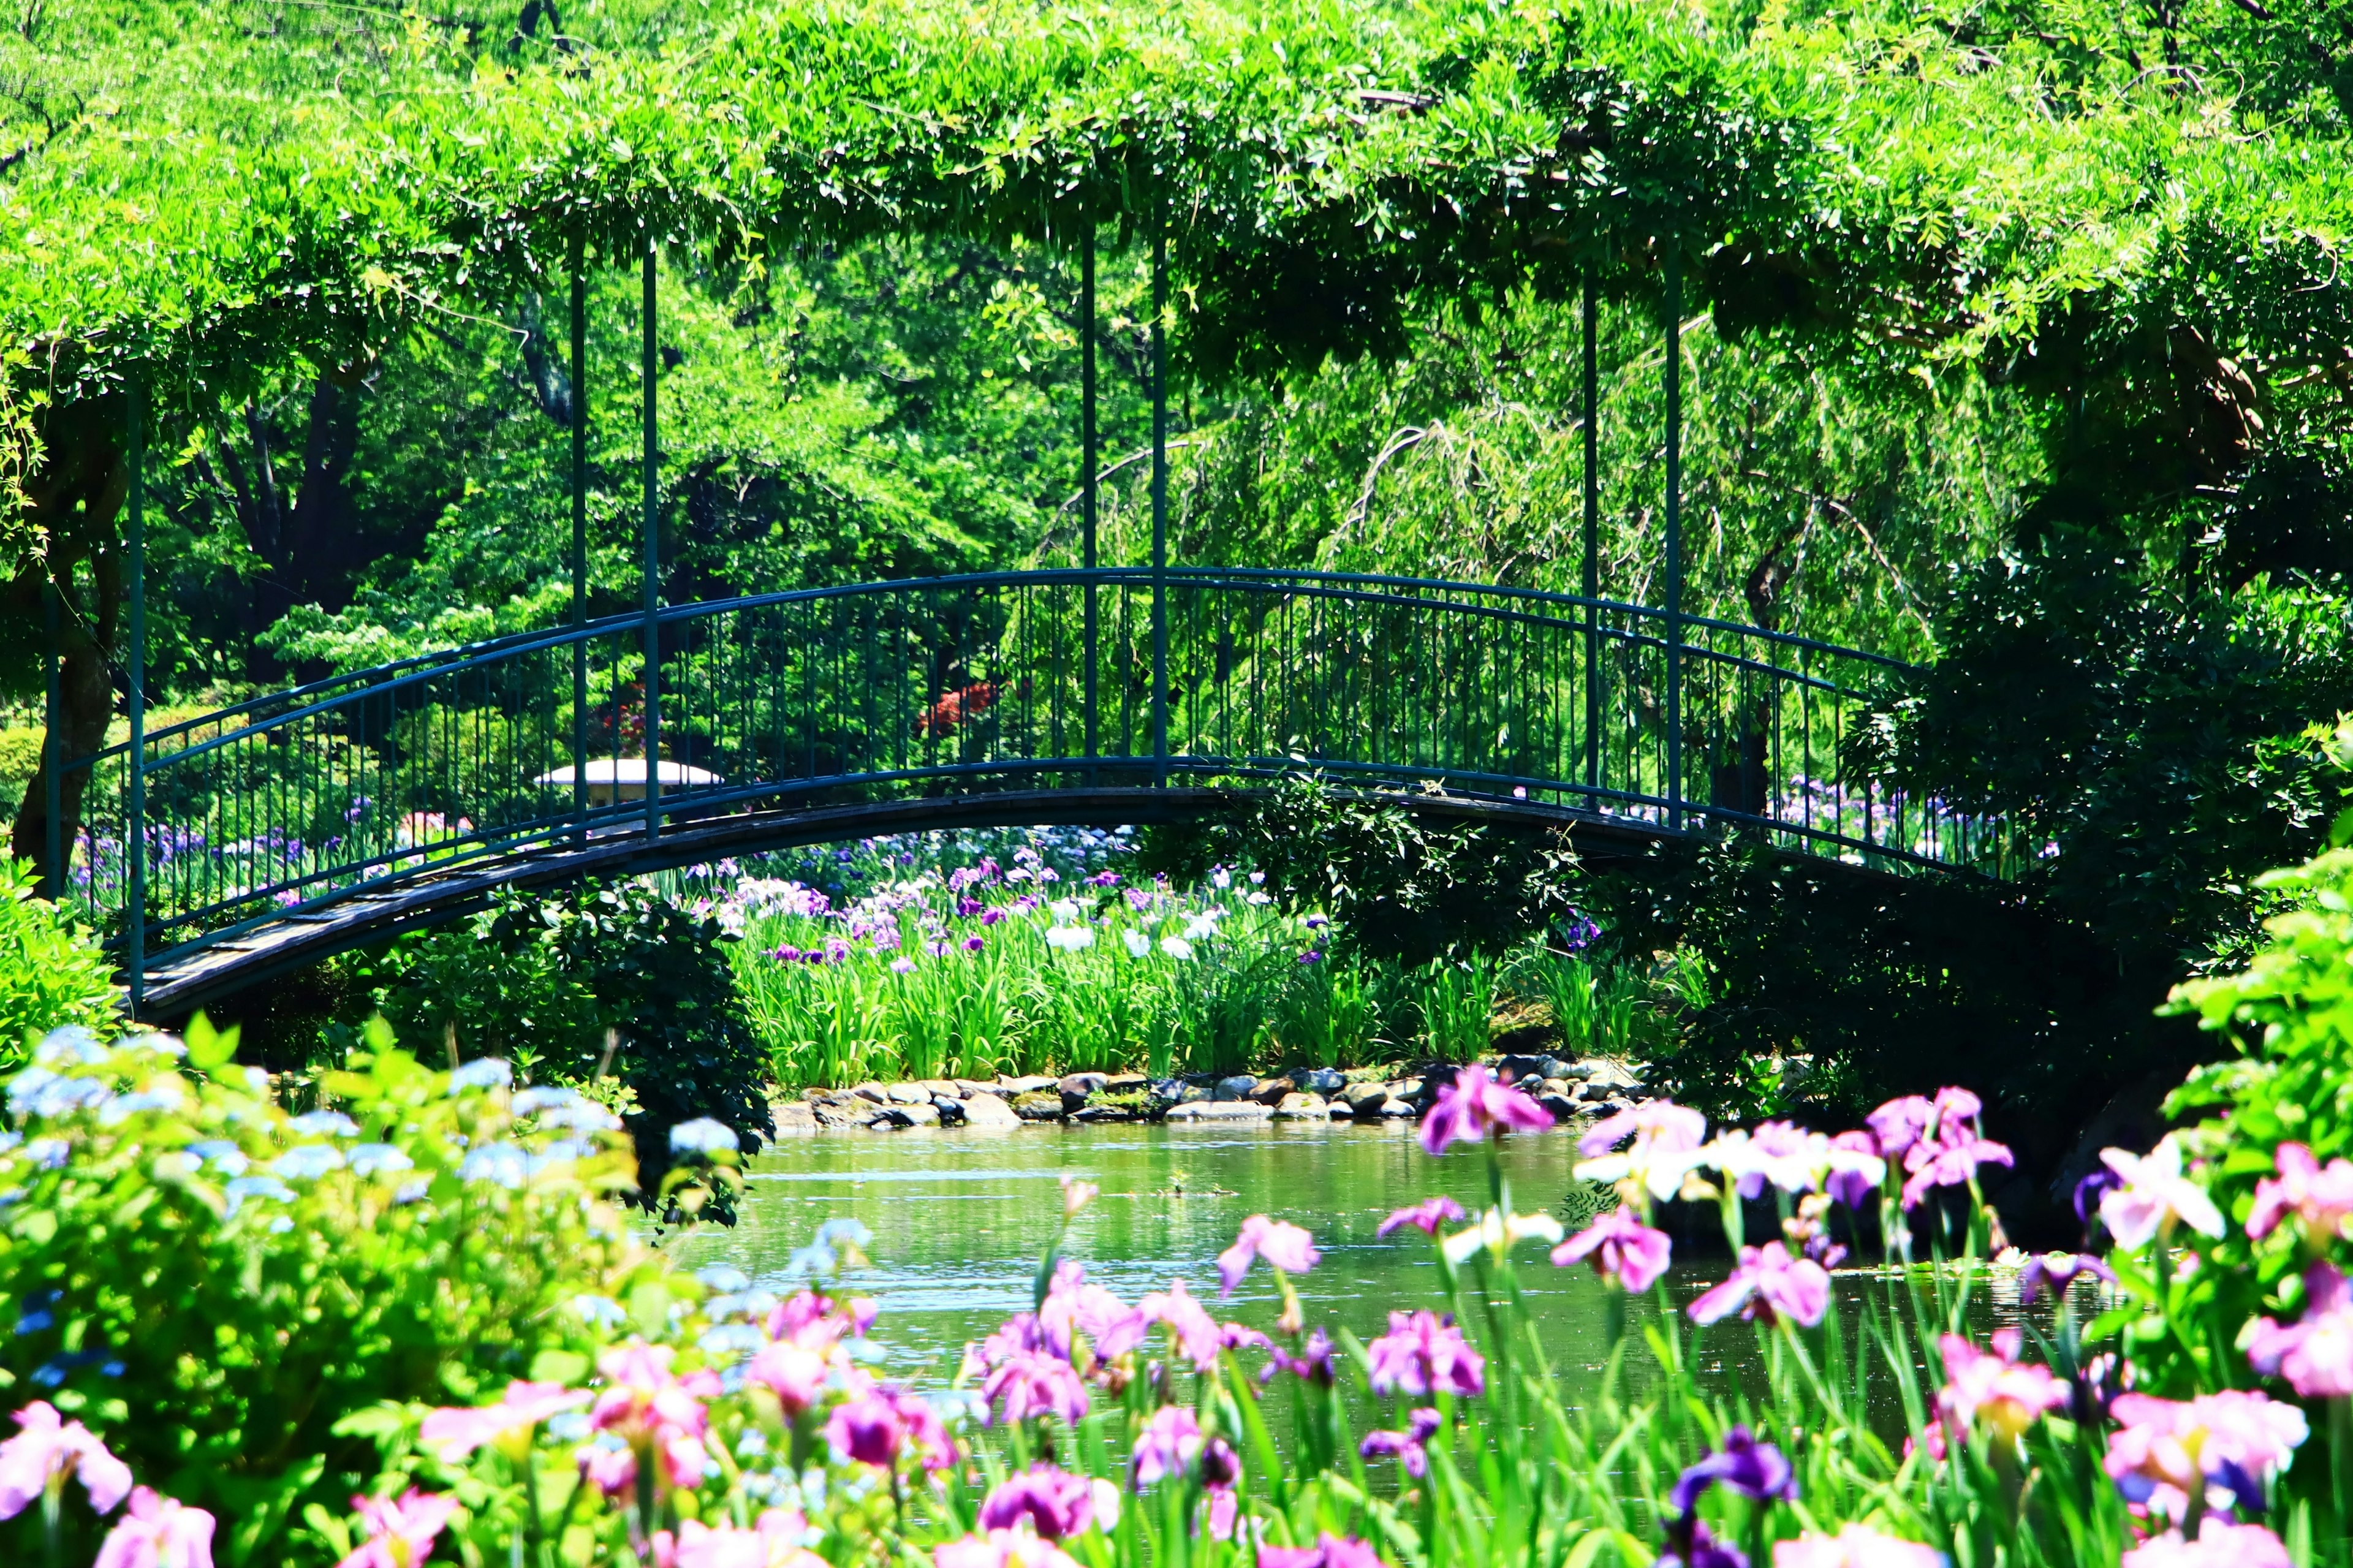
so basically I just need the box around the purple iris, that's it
[978,1464,1097,1540]
[1659,1517,1747,1568]
[1259,1328,1338,1388]
[2018,1252,2116,1303]
[2073,1167,2123,1227]
[1669,1427,1797,1513]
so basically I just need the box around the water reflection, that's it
[676,1121,2018,1431]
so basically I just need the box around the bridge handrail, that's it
[73,567,1909,775]
[56,564,2004,994]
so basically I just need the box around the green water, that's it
[675,1121,2020,1417]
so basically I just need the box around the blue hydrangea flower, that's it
[347,1144,415,1177]
[669,1118,740,1156]
[568,1293,627,1328]
[273,1145,346,1181]
[224,1175,296,1217]
[187,1140,249,1176]
[460,1143,529,1189]
[289,1110,360,1138]
[447,1058,513,1095]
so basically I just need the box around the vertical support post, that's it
[42,575,61,900]
[1082,221,1099,783]
[1150,207,1169,787]
[570,232,589,835]
[1662,238,1684,833]
[126,377,147,1014]
[1582,272,1601,798]
[642,241,662,843]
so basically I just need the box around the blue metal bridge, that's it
[53,565,2014,1018]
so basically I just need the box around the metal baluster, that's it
[1581,267,1600,795]
[570,233,590,839]
[126,377,147,1014]
[42,575,61,900]
[1150,209,1169,788]
[642,242,662,844]
[1662,240,1684,834]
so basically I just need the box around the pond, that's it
[675,1120,2026,1433]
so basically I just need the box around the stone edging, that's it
[768,1051,1649,1135]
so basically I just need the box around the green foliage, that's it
[0,856,116,1065]
[0,1018,661,1566]
[1407,953,1498,1064]
[1588,836,2141,1149]
[1510,945,1652,1060]
[371,881,770,1212]
[2162,845,2353,1387]
[1866,536,2353,980]
[1159,773,1583,967]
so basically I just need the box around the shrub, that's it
[372,881,771,1213]
[0,855,118,1066]
[1145,772,1583,966]
[2159,844,2353,1397]
[0,1017,665,1566]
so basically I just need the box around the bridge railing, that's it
[58,569,2015,967]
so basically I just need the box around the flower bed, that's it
[713,830,1646,1092]
[11,849,2353,1567]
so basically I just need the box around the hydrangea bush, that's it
[0,1017,669,1564]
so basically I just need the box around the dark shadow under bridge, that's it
[55,567,2015,1019]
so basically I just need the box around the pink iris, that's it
[825,1385,957,1474]
[589,1339,721,1492]
[0,1399,133,1520]
[2247,1263,2353,1399]
[662,1509,822,1568]
[1550,1204,1673,1293]
[1688,1241,1830,1329]
[935,1530,1085,1568]
[2118,1520,2292,1568]
[979,1463,1101,1540]
[1419,1066,1553,1156]
[2104,1391,2308,1524]
[2247,1143,2353,1244]
[1217,1216,1320,1296]
[1770,1524,1947,1568]
[336,1489,457,1568]
[94,1487,218,1568]
[1376,1197,1467,1237]
[1136,1281,1227,1371]
[1364,1310,1485,1398]
[1934,1328,2069,1443]
[1129,1406,1203,1490]
[1039,1260,1140,1364]
[982,1350,1091,1427]
[419,1380,588,1464]
[1864,1096,1936,1159]
[1256,1533,1385,1568]
[1824,1131,1884,1209]
[1874,1088,2013,1211]
[747,1338,832,1417]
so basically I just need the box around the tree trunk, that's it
[9,395,129,899]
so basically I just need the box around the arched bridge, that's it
[54,567,2014,1018]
